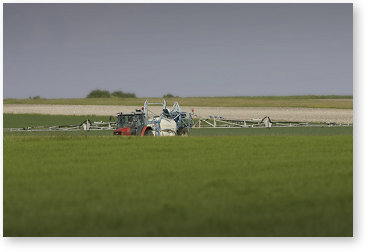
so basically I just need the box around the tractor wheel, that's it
[144,128,154,136]
[177,127,189,136]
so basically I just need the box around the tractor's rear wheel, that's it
[177,127,189,136]
[144,128,154,136]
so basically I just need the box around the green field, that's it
[3,114,111,129]
[4,95,353,109]
[3,114,353,236]
[4,126,353,137]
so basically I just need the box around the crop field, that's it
[3,114,111,129]
[3,95,353,109]
[3,114,353,236]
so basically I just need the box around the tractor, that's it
[113,110,153,136]
[113,99,194,136]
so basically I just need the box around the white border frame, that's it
[0,1,360,251]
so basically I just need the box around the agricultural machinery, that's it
[113,99,195,136]
[4,98,351,134]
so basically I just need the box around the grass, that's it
[3,114,112,128]
[4,127,353,137]
[190,127,353,136]
[3,135,353,236]
[3,113,353,236]
[3,95,353,109]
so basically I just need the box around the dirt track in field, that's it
[3,104,353,124]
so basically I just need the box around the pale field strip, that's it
[3,104,353,124]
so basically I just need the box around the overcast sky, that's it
[3,3,352,98]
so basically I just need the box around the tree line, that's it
[26,91,178,99]
[87,89,178,99]
[86,89,136,98]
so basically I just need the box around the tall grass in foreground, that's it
[4,135,352,236]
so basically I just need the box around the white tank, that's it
[147,116,177,136]
[159,118,177,136]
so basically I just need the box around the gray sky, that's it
[3,3,353,98]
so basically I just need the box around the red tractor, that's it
[113,110,153,136]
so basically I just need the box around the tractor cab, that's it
[116,113,145,129]
[113,111,147,136]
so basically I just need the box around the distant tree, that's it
[87,89,111,98]
[163,93,176,98]
[32,96,41,99]
[111,90,136,98]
